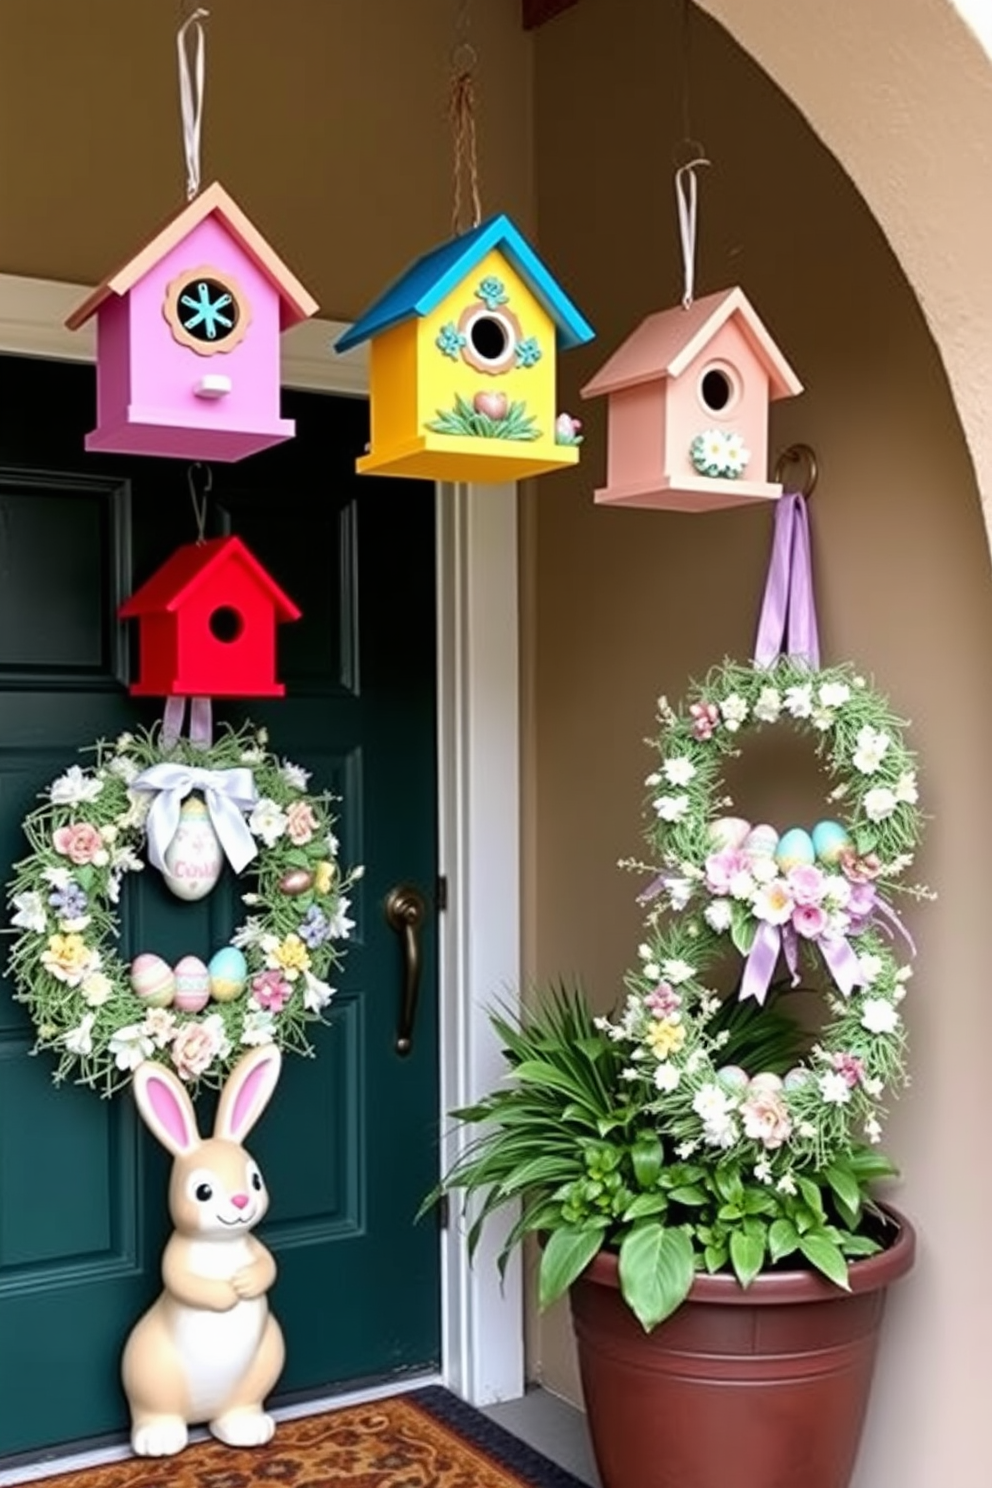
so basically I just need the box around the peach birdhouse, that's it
[581,287,803,512]
[118,535,301,698]
[66,183,319,462]
[334,213,594,483]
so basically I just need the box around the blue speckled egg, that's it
[775,827,816,873]
[208,945,248,1004]
[811,819,851,867]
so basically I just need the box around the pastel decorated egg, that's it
[173,955,211,1013]
[279,868,314,897]
[744,823,780,860]
[130,952,175,1008]
[811,819,851,867]
[748,1071,784,1094]
[715,1064,750,1092]
[208,945,248,1003]
[161,796,224,902]
[708,817,752,852]
[784,1066,813,1091]
[774,827,816,873]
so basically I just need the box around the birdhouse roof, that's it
[580,287,802,401]
[66,182,319,332]
[119,535,302,622]
[334,212,595,353]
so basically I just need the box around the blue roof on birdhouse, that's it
[334,213,595,353]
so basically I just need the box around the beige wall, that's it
[0,0,533,314]
[526,4,992,1487]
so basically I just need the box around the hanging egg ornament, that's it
[812,819,851,867]
[130,953,175,1008]
[775,827,816,874]
[708,817,752,852]
[716,1065,750,1092]
[744,823,780,860]
[208,945,248,1003]
[279,868,314,897]
[784,1066,813,1091]
[173,955,211,1013]
[161,796,224,902]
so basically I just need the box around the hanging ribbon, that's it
[753,491,821,669]
[132,762,259,875]
[178,8,209,202]
[674,157,709,310]
[161,696,213,751]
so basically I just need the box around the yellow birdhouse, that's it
[335,214,595,482]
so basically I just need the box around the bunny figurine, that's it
[122,1045,285,1456]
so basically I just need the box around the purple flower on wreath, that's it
[298,905,331,949]
[49,882,89,919]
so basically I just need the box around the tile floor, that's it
[486,1387,601,1486]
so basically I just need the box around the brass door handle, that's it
[385,884,428,1056]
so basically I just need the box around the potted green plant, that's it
[434,657,928,1488]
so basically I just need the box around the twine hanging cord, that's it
[449,45,482,235]
[178,7,209,202]
[674,150,710,309]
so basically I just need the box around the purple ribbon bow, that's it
[753,492,820,669]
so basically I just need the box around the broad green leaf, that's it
[715,1166,745,1206]
[769,1218,800,1262]
[539,1226,605,1310]
[799,1232,851,1291]
[730,901,758,955]
[623,1192,668,1221]
[618,1224,695,1332]
[743,1186,779,1216]
[824,1163,862,1220]
[730,1228,766,1288]
[704,1243,728,1274]
[668,1185,707,1206]
[840,1233,883,1258]
[797,1177,826,1218]
[631,1131,663,1190]
[717,1203,743,1222]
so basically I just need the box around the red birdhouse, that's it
[118,536,301,698]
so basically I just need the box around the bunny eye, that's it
[195,1182,213,1202]
[249,1167,263,1193]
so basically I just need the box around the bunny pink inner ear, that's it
[216,1048,281,1142]
[145,1074,197,1154]
[229,1060,273,1138]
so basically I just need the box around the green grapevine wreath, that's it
[612,656,928,1176]
[6,722,361,1094]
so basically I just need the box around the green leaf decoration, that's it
[798,1232,851,1290]
[730,1227,766,1288]
[538,1225,605,1309]
[631,1131,663,1190]
[769,1218,800,1262]
[426,394,542,442]
[618,1223,695,1332]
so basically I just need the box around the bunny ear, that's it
[132,1060,200,1157]
[214,1046,282,1143]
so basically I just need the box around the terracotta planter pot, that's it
[569,1208,915,1488]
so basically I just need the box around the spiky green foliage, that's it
[427,393,542,441]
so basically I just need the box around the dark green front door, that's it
[0,356,441,1459]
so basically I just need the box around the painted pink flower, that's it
[690,702,720,741]
[705,848,750,896]
[832,1052,865,1088]
[787,863,826,906]
[645,982,681,1018]
[251,970,292,1013]
[53,822,105,866]
[285,800,318,846]
[792,902,828,939]
[171,1020,223,1081]
[741,1087,793,1149]
[839,848,882,883]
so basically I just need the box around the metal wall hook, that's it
[774,443,818,498]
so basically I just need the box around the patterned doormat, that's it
[25,1388,590,1488]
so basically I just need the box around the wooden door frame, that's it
[0,275,523,1423]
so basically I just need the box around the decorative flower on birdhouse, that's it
[334,213,595,483]
[65,183,319,463]
[581,286,803,512]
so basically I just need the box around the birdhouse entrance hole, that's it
[458,302,522,375]
[208,605,244,643]
[698,361,740,415]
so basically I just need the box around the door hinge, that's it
[436,875,448,913]
[436,1193,450,1230]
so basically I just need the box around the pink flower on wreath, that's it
[839,848,882,884]
[792,902,828,939]
[741,1087,793,1149]
[787,863,826,906]
[171,1019,224,1082]
[832,1051,866,1089]
[285,800,318,846]
[251,970,292,1013]
[690,702,720,741]
[53,822,105,866]
[705,848,750,896]
[645,982,681,1018]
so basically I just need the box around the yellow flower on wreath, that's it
[314,860,336,896]
[645,1018,686,1060]
[266,932,311,981]
[41,932,101,987]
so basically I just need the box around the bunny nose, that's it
[230,1193,250,1210]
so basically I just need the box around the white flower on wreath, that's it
[819,1070,853,1105]
[823,875,852,910]
[142,1007,178,1048]
[40,939,101,987]
[241,745,266,766]
[109,1023,155,1072]
[819,681,851,709]
[655,794,689,823]
[327,897,355,940]
[303,968,335,1012]
[784,684,813,718]
[63,1012,96,1057]
[811,706,835,732]
[857,953,884,987]
[42,866,72,891]
[754,687,781,723]
[11,890,47,934]
[852,726,891,775]
[752,879,794,926]
[662,757,696,787]
[241,1008,277,1046]
[720,694,749,731]
[861,998,900,1035]
[753,1156,773,1185]
[704,898,733,933]
[50,765,103,807]
[895,770,919,804]
[666,878,694,911]
[249,798,288,847]
[750,855,779,885]
[729,867,757,901]
[118,788,152,830]
[280,760,312,792]
[81,971,114,1007]
[863,786,898,822]
[662,958,695,985]
[231,917,267,951]
[653,1062,681,1093]
[864,1116,883,1144]
[107,754,140,785]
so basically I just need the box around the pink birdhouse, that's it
[581,287,803,512]
[118,535,301,698]
[66,182,319,462]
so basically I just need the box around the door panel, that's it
[0,357,440,1458]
